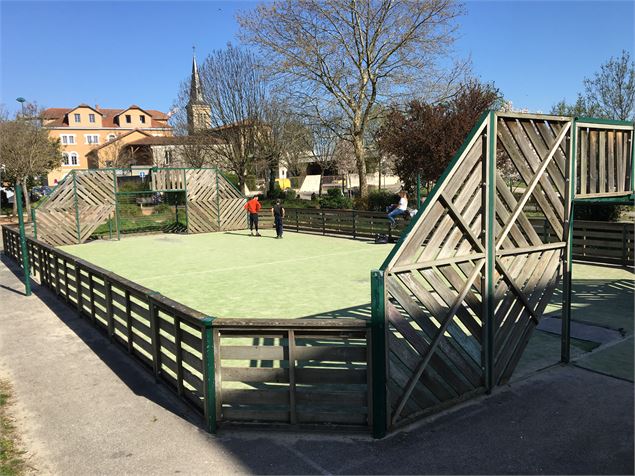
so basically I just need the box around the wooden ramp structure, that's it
[34,168,247,246]
[370,112,634,437]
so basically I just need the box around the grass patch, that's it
[0,379,26,476]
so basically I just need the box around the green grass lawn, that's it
[62,230,390,319]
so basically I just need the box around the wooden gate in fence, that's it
[34,167,247,245]
[370,112,634,437]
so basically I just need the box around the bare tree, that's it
[256,100,311,193]
[0,107,61,220]
[174,134,219,168]
[239,0,463,197]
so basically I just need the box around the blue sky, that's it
[1,0,633,116]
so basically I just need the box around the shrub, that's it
[352,196,369,210]
[118,204,142,217]
[574,203,624,221]
[118,179,149,192]
[153,204,172,215]
[319,188,353,209]
[368,190,399,212]
[224,172,239,189]
[267,183,286,200]
[285,188,297,200]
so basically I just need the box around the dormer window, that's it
[140,115,146,124]
[89,113,95,123]
[125,114,132,123]
[74,113,81,122]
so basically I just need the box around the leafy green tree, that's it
[551,50,634,120]
[0,113,61,219]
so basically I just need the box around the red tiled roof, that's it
[41,106,171,129]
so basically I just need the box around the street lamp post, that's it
[16,97,26,117]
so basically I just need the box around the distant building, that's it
[42,104,172,184]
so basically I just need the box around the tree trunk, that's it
[268,162,277,196]
[353,132,368,198]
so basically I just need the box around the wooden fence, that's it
[260,207,633,265]
[259,207,407,239]
[2,225,371,432]
[530,218,634,266]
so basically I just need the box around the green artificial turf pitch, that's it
[61,230,391,319]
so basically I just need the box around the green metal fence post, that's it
[73,171,81,244]
[216,170,221,230]
[15,184,32,296]
[112,170,120,240]
[370,269,387,438]
[183,170,189,233]
[562,119,577,363]
[483,111,496,391]
[201,317,217,433]
[31,208,37,239]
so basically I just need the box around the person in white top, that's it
[387,191,409,228]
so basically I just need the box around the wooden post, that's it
[483,111,496,391]
[201,317,217,433]
[74,263,83,315]
[105,278,114,342]
[352,210,357,239]
[148,293,162,380]
[89,273,96,324]
[125,290,133,354]
[562,119,577,363]
[175,316,184,396]
[288,329,297,424]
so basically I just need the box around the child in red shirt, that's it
[244,196,262,236]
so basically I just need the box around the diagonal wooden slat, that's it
[390,260,484,423]
[495,122,570,250]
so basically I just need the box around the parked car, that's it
[31,185,52,202]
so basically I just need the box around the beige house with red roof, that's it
[42,104,172,184]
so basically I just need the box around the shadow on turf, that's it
[0,255,204,429]
[223,231,278,240]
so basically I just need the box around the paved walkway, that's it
[0,255,633,475]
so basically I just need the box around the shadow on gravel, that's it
[1,255,205,430]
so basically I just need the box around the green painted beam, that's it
[370,269,387,438]
[575,116,634,127]
[15,184,32,296]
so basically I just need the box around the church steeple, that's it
[186,48,211,133]
[189,51,206,106]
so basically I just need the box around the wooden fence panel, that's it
[215,320,370,427]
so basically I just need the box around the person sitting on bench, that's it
[387,191,408,228]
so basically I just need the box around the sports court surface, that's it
[61,230,390,319]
